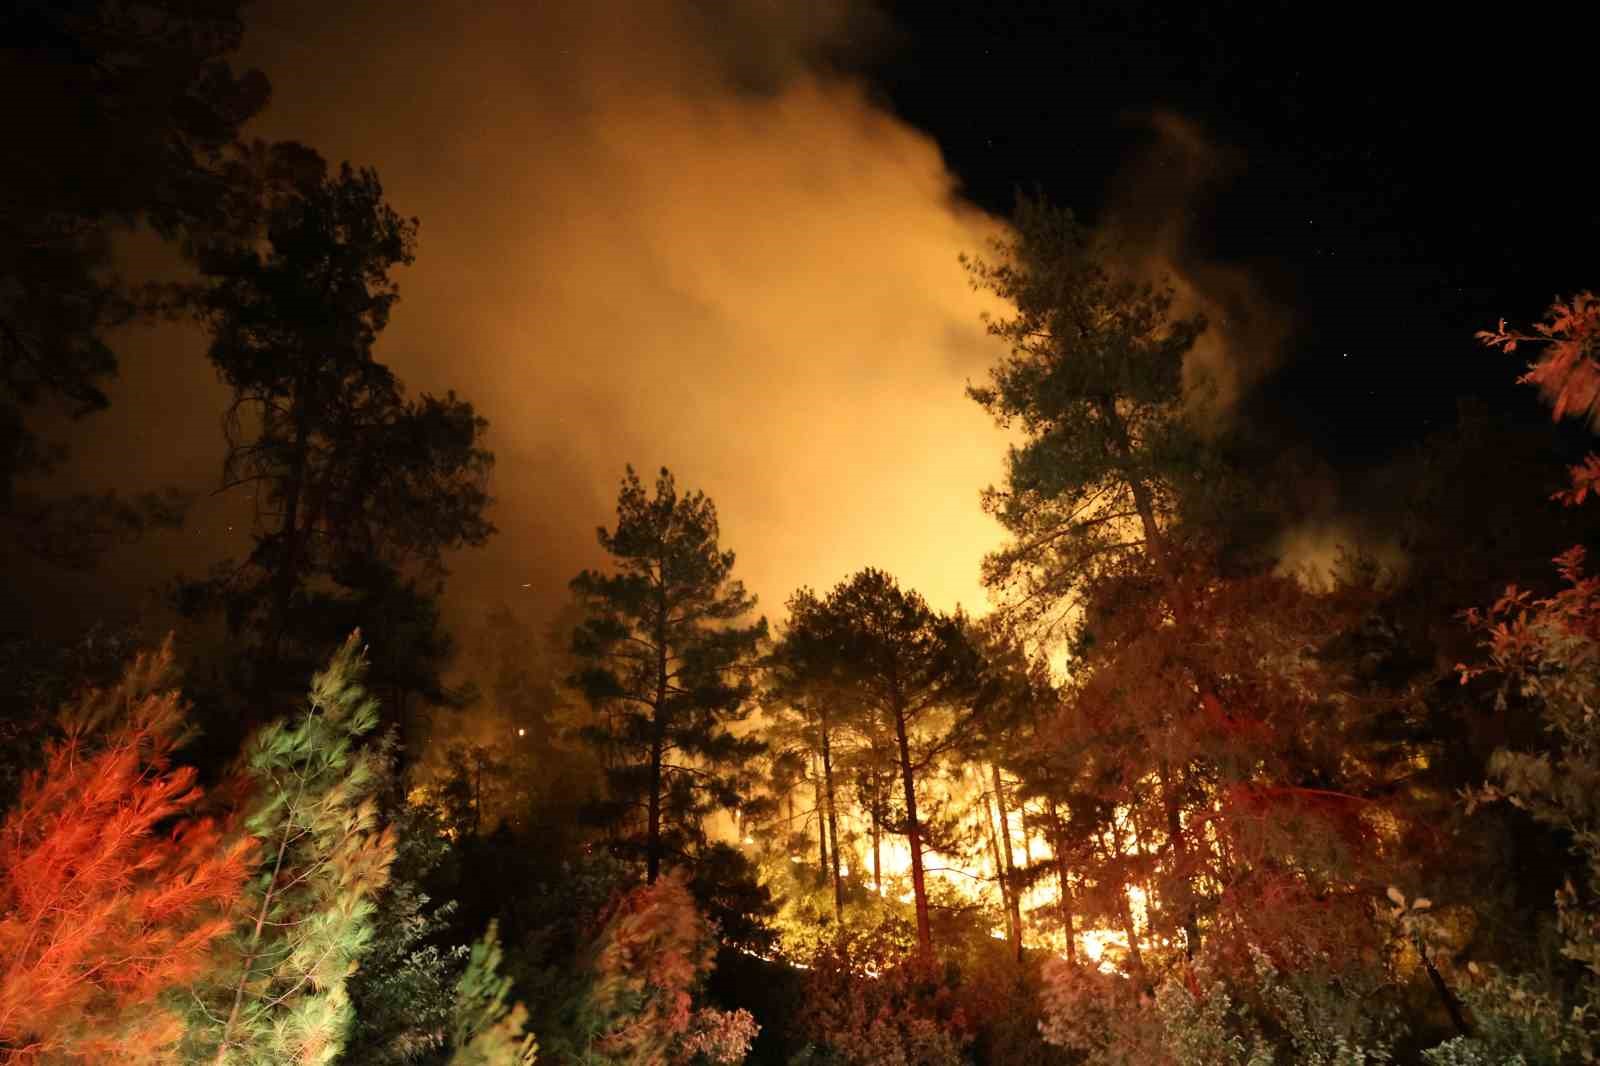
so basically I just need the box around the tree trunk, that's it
[1107,825,1145,982]
[648,565,668,885]
[821,719,844,920]
[263,392,314,682]
[472,752,483,838]
[1045,797,1076,964]
[646,727,663,884]
[814,753,829,884]
[1118,884,1145,981]
[1101,396,1212,957]
[892,697,933,959]
[1156,758,1201,957]
[1418,937,1473,1038]
[982,785,1018,955]
[870,778,882,895]
[991,762,1024,962]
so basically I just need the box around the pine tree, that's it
[963,192,1209,642]
[963,192,1389,966]
[570,466,767,885]
[0,640,248,1064]
[187,633,396,1066]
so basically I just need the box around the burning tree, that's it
[775,568,980,960]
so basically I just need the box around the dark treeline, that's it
[4,4,1600,1066]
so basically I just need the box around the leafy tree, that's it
[187,634,396,1065]
[1416,294,1600,1063]
[570,467,767,885]
[0,0,274,559]
[0,639,249,1064]
[189,160,493,706]
[340,750,468,1066]
[779,569,980,960]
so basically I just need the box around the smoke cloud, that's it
[21,0,1020,635]
[1099,110,1293,421]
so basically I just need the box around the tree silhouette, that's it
[0,0,272,562]
[189,160,493,709]
[570,467,766,885]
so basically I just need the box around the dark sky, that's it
[15,0,1600,638]
[869,1,1600,459]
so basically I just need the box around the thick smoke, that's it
[243,0,1016,624]
[25,0,1016,638]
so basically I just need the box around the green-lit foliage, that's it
[186,634,396,1065]
[447,921,537,1066]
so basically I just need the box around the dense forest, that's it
[5,3,1600,1065]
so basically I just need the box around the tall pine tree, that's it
[570,467,766,885]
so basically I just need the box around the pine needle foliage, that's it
[0,639,249,1065]
[188,633,397,1066]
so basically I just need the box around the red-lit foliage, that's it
[0,642,250,1065]
[586,871,758,1066]
[1479,291,1600,430]
[795,948,971,1066]
[1480,291,1600,505]
[1049,553,1415,974]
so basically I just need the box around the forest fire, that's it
[5,1,1600,1065]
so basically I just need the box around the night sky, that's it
[15,0,1600,636]
[872,1,1600,458]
